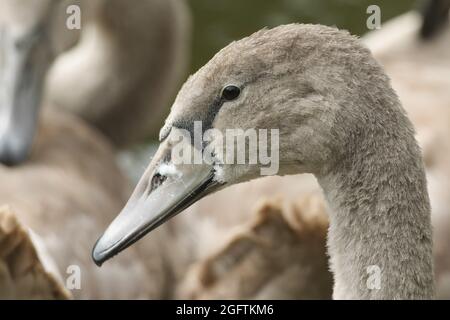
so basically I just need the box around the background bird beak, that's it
[92,129,222,266]
[0,23,51,165]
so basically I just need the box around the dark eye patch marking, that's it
[170,94,225,145]
[167,72,271,146]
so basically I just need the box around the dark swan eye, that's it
[221,85,241,101]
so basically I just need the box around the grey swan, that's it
[178,4,450,300]
[0,0,173,299]
[44,0,191,147]
[0,0,190,166]
[0,110,173,299]
[176,5,450,298]
[93,24,435,299]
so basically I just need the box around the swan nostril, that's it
[149,173,167,195]
[143,152,173,197]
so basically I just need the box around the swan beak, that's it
[92,131,221,266]
[0,26,50,165]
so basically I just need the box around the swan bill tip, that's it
[91,236,109,267]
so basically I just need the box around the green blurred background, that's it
[186,0,417,73]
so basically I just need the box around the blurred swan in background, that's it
[177,196,332,299]
[0,109,173,299]
[0,0,56,165]
[166,175,331,299]
[45,0,191,147]
[0,0,191,165]
[4,105,187,299]
[0,205,70,299]
[420,0,450,38]
[0,0,187,298]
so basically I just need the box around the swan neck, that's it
[317,134,434,299]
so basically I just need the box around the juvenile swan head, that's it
[93,24,415,266]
